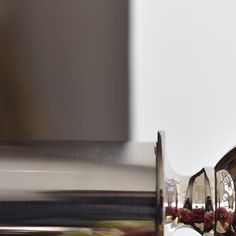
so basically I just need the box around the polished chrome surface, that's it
[0,134,236,235]
[0,141,156,235]
[0,141,155,194]
[162,131,236,236]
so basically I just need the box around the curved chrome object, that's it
[158,132,236,236]
[0,133,235,236]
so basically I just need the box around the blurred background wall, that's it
[130,0,236,175]
[0,0,128,140]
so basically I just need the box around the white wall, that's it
[130,0,236,176]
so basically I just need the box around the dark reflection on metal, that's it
[215,148,236,236]
[0,191,156,225]
[155,132,164,236]
[164,166,215,235]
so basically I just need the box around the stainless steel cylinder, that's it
[0,133,235,236]
[0,140,156,235]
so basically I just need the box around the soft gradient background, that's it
[130,0,236,175]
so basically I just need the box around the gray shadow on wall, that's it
[0,2,31,138]
[0,0,129,140]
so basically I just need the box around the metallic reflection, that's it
[0,141,156,235]
[0,134,236,236]
[163,132,236,236]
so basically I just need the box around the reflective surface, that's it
[0,141,156,235]
[164,167,216,235]
[0,135,236,236]
[162,131,236,236]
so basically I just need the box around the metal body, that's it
[163,132,236,236]
[0,134,235,235]
[0,140,156,235]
